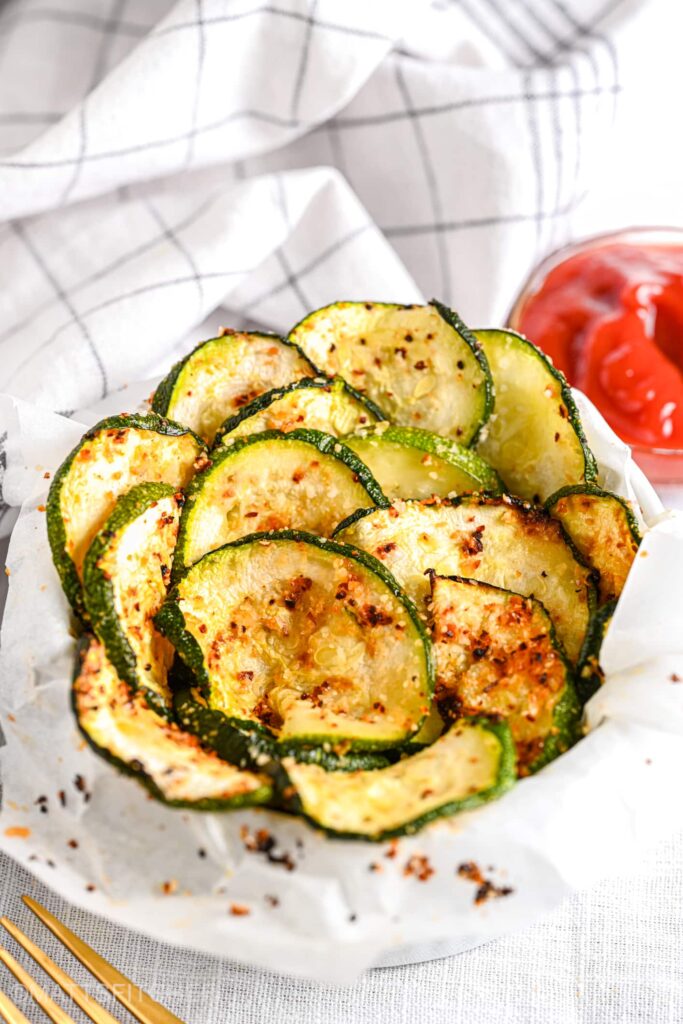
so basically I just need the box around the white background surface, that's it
[1,0,683,1019]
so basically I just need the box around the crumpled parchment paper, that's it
[0,386,682,984]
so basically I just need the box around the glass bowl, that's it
[507,227,683,484]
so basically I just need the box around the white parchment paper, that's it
[1,388,682,984]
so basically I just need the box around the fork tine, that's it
[21,898,187,1024]
[0,988,32,1024]
[0,947,77,1024]
[0,918,121,1024]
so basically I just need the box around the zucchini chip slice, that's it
[47,413,205,619]
[475,329,597,502]
[156,531,433,749]
[430,574,579,774]
[280,717,515,840]
[174,690,393,771]
[214,377,384,446]
[174,428,387,573]
[336,496,595,661]
[288,301,492,444]
[83,483,180,717]
[576,600,615,703]
[73,638,272,809]
[343,424,502,500]
[152,331,316,443]
[546,484,641,603]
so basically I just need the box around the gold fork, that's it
[0,896,186,1024]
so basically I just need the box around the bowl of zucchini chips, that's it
[48,300,641,842]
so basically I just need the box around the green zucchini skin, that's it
[46,412,205,620]
[82,481,178,720]
[156,529,435,750]
[152,332,317,418]
[576,600,616,704]
[474,328,598,502]
[72,636,273,811]
[213,376,387,448]
[288,300,493,446]
[173,691,393,772]
[343,423,503,498]
[545,483,641,604]
[151,331,318,443]
[430,300,494,447]
[173,427,388,577]
[278,717,516,841]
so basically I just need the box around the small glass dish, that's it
[507,227,683,484]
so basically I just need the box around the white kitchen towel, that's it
[0,0,668,539]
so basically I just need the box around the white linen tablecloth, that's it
[1,0,682,1019]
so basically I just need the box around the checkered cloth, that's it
[0,0,655,537]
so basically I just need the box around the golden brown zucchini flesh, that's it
[156,531,433,749]
[335,496,595,661]
[73,638,272,809]
[546,484,641,603]
[430,574,579,773]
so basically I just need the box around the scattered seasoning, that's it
[4,567,10,577]
[645,758,652,765]
[67,839,79,849]
[368,862,382,873]
[197,848,207,859]
[265,894,280,908]
[384,839,399,860]
[36,505,46,512]
[229,904,250,917]
[670,674,681,683]
[240,827,295,871]
[34,795,49,814]
[73,774,91,801]
[43,471,51,479]
[457,862,514,905]
[348,913,357,923]
[403,855,434,882]
[58,790,67,807]
[4,827,30,839]
[161,879,178,895]
[86,884,96,893]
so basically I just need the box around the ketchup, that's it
[515,242,683,448]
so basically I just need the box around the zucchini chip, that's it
[73,638,272,809]
[343,424,502,500]
[152,331,316,443]
[335,496,595,661]
[475,329,597,502]
[174,428,387,574]
[546,484,641,604]
[83,483,180,717]
[576,600,615,703]
[288,301,492,444]
[430,574,579,773]
[214,377,384,446]
[156,531,433,749]
[174,690,393,772]
[47,413,205,619]
[280,717,515,840]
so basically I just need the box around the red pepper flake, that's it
[86,884,96,893]
[457,861,514,905]
[161,879,178,895]
[58,790,66,807]
[198,624,208,634]
[67,839,79,849]
[43,470,51,479]
[36,505,46,512]
[229,903,250,916]
[240,827,295,871]
[670,674,681,683]
[384,839,399,860]
[403,855,434,882]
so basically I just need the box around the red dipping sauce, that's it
[512,234,683,456]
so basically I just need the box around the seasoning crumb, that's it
[368,862,382,873]
[197,848,207,859]
[457,861,514,905]
[67,839,79,849]
[403,855,434,882]
[43,471,51,479]
[4,827,30,839]
[36,504,46,512]
[670,674,681,683]
[161,879,178,895]
[348,913,357,923]
[240,827,295,871]
[384,839,399,860]
[86,884,96,892]
[229,903,250,917]
[4,567,10,577]
[265,894,280,908]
